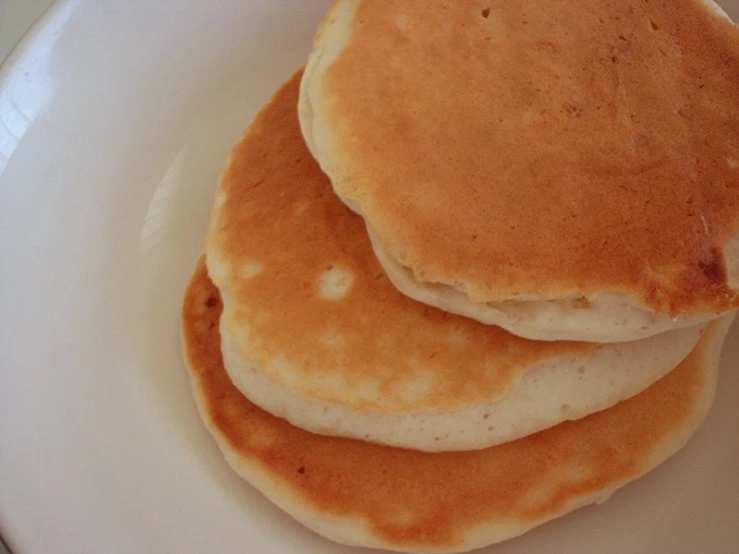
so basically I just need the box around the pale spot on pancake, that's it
[213,191,227,209]
[352,376,381,404]
[318,266,354,300]
[204,253,230,285]
[728,157,739,169]
[522,109,543,125]
[320,331,345,348]
[293,201,310,215]
[396,371,436,406]
[522,464,595,511]
[273,352,349,399]
[243,421,278,451]
[270,354,307,386]
[386,509,420,527]
[240,260,264,280]
[394,14,411,31]
[445,327,469,346]
[700,214,709,235]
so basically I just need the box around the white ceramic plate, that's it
[1,2,739,553]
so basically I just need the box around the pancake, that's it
[299,0,739,342]
[205,71,705,452]
[181,259,734,553]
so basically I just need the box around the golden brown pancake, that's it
[181,257,732,553]
[204,70,705,452]
[300,0,739,342]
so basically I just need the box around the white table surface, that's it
[0,4,54,554]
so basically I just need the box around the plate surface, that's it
[1,2,738,553]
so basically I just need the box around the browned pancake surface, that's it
[319,0,739,312]
[206,71,594,412]
[182,257,711,550]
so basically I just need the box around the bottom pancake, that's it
[181,257,732,553]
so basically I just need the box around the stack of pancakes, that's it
[181,1,739,551]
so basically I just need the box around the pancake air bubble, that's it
[318,266,354,300]
[240,260,264,279]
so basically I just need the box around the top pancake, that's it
[300,0,739,342]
